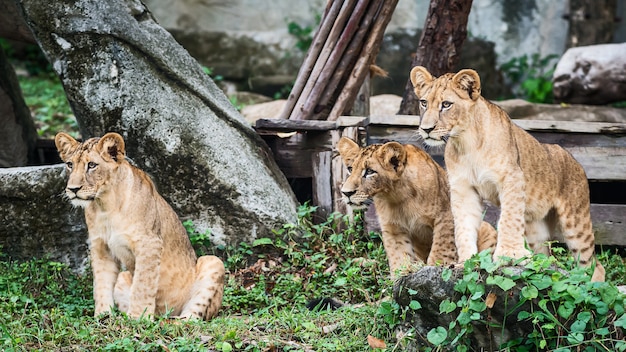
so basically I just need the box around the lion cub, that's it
[409,66,605,282]
[337,137,496,275]
[55,132,225,319]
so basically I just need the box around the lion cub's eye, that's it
[346,166,353,174]
[66,162,73,170]
[364,168,376,177]
[419,99,427,108]
[441,101,453,109]
[87,162,98,170]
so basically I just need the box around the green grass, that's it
[0,208,400,351]
[17,74,79,139]
[1,205,625,351]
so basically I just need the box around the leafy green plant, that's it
[287,21,315,53]
[500,53,559,103]
[17,74,79,138]
[409,248,626,351]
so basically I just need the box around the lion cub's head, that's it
[336,137,407,210]
[409,66,482,147]
[55,132,126,208]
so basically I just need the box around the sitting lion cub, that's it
[337,137,496,275]
[409,66,605,282]
[55,132,225,319]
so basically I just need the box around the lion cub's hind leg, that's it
[477,221,498,253]
[179,255,225,320]
[113,271,133,314]
[524,218,553,256]
[555,200,605,282]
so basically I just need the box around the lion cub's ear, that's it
[97,132,126,162]
[453,69,481,101]
[409,66,434,96]
[337,137,360,166]
[55,132,79,162]
[379,142,407,173]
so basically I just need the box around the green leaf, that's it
[409,300,422,310]
[252,238,274,247]
[439,299,457,314]
[521,285,538,300]
[570,319,587,333]
[427,327,448,345]
[577,311,592,323]
[442,267,452,281]
[469,300,486,313]
[613,313,626,328]
[486,275,516,291]
[557,302,575,319]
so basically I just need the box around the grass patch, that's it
[0,206,400,351]
[17,74,79,139]
[1,205,625,351]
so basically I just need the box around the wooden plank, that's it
[368,114,420,126]
[513,119,626,134]
[566,147,626,181]
[336,116,369,127]
[530,132,625,148]
[591,204,626,246]
[313,151,333,219]
[255,118,337,131]
[468,203,626,246]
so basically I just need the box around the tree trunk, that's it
[398,0,473,115]
[566,0,617,48]
[12,0,298,247]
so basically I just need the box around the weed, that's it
[500,53,559,103]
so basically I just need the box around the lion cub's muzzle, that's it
[65,185,94,207]
[341,190,371,210]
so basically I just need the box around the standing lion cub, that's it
[409,66,605,282]
[55,132,225,319]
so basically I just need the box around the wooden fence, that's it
[255,116,626,247]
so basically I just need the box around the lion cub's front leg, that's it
[90,238,120,316]
[492,173,532,260]
[126,236,164,318]
[180,255,225,320]
[449,179,484,262]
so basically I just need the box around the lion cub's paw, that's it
[492,247,531,260]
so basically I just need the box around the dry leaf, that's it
[367,335,387,349]
[486,291,497,308]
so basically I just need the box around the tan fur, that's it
[55,132,225,319]
[337,137,496,276]
[410,66,605,282]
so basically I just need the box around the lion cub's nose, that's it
[421,126,435,134]
[68,186,82,194]
[342,190,356,198]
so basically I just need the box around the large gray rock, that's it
[13,0,298,250]
[0,164,88,270]
[553,43,626,105]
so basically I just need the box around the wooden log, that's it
[290,0,358,120]
[300,0,370,120]
[328,0,400,120]
[311,0,380,120]
[278,0,341,119]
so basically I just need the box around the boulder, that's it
[8,0,299,258]
[0,164,89,271]
[553,43,626,105]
